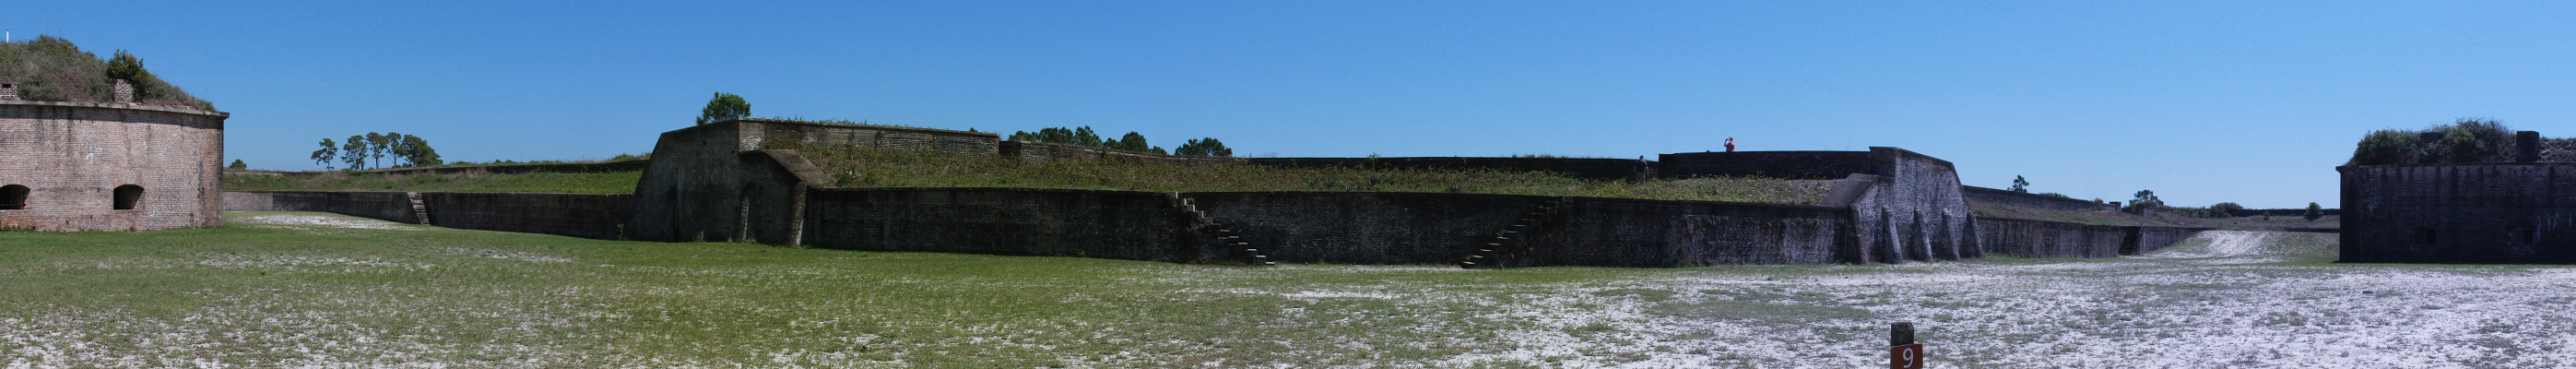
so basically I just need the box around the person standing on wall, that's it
[1725,137,1736,152]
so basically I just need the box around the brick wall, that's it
[1975,218,2125,257]
[796,188,1856,267]
[420,192,634,240]
[1849,148,1979,262]
[2339,163,2576,264]
[227,190,635,240]
[741,119,998,157]
[802,187,1191,261]
[1962,185,2099,211]
[224,191,416,223]
[0,101,227,231]
[1000,140,1235,166]
[1973,217,2211,257]
[1524,197,1849,267]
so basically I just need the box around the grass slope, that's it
[223,171,641,194]
[799,147,1832,204]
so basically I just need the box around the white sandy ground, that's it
[1128,231,2576,368]
[12,216,2574,368]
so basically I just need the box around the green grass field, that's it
[10,212,2574,368]
[221,171,642,194]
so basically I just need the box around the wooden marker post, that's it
[1890,322,1924,369]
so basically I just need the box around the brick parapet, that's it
[2338,163,2576,263]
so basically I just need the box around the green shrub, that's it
[2349,129,2418,165]
[695,92,750,125]
[2427,119,2513,163]
[2208,202,2244,217]
[0,35,212,110]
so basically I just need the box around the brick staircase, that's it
[1461,197,1569,268]
[1169,193,1270,266]
[405,192,432,225]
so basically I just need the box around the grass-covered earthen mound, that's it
[795,146,1834,205]
[223,171,640,194]
[0,35,213,110]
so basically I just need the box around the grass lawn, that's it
[5,213,2571,368]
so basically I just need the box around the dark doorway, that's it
[0,184,26,209]
[112,184,143,210]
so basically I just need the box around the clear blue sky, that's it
[18,1,2575,208]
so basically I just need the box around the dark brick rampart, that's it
[1655,151,1876,180]
[801,187,1189,261]
[420,192,634,240]
[2225,208,2342,218]
[1962,185,2098,211]
[1186,191,1532,265]
[2339,163,2576,264]
[224,191,418,223]
[1974,217,2211,257]
[1522,197,1849,267]
[1975,218,2124,257]
[1241,157,1648,181]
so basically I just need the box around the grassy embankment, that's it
[796,146,1832,204]
[222,171,642,194]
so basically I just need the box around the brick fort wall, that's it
[0,100,227,231]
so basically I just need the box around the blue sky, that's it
[17,1,2575,208]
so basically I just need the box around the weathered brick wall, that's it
[1849,148,1979,262]
[0,101,227,231]
[1187,192,1530,264]
[2339,163,2576,264]
[1524,197,1849,267]
[795,188,1856,267]
[227,191,636,240]
[224,190,416,223]
[633,120,991,243]
[801,187,1190,261]
[743,119,998,157]
[1242,157,1648,180]
[998,140,1236,165]
[421,192,634,240]
[2224,208,2341,218]
[1974,218,2124,257]
[2134,226,2210,255]
[1656,151,1877,180]
[1962,185,2098,211]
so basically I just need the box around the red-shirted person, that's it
[1725,137,1736,152]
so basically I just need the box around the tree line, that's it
[309,133,442,171]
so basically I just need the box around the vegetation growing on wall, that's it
[0,35,214,110]
[1009,126,1178,155]
[2348,118,2520,165]
[793,146,1832,204]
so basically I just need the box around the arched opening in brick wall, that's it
[2511,228,2536,244]
[2414,227,2438,244]
[0,184,27,209]
[112,184,143,210]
